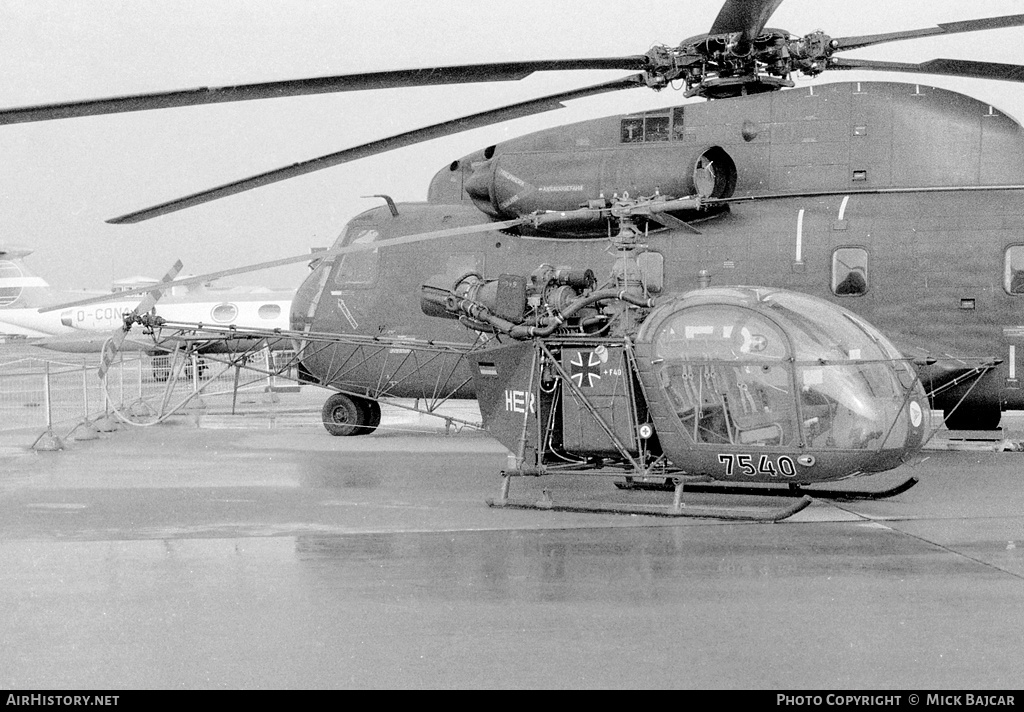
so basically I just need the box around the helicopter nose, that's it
[290,264,327,332]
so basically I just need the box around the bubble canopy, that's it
[634,288,928,465]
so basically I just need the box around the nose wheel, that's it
[321,392,380,436]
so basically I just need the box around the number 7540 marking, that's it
[718,454,796,478]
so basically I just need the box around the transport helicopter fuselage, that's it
[294,80,1024,431]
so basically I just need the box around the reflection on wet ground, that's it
[2,425,1024,688]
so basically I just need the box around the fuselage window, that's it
[621,117,644,143]
[645,116,670,142]
[333,228,380,288]
[258,304,282,320]
[832,247,868,296]
[620,112,672,143]
[1004,245,1024,294]
[211,303,238,323]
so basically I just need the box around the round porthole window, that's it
[211,303,238,323]
[258,304,282,320]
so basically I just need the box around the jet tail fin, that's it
[0,246,53,309]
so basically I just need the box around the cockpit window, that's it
[653,305,789,362]
[333,228,379,288]
[648,294,915,450]
[1004,245,1024,295]
[620,112,672,143]
[644,116,670,142]
[620,117,644,143]
[653,305,796,446]
[832,247,868,296]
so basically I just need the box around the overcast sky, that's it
[2,0,1024,290]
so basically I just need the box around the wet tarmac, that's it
[2,408,1024,689]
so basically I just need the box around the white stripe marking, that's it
[838,195,850,221]
[0,277,48,288]
[796,209,805,263]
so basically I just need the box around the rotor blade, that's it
[98,259,183,378]
[704,183,1024,207]
[128,259,186,318]
[91,182,1024,311]
[41,218,527,313]
[827,57,1024,84]
[106,74,647,224]
[709,0,785,38]
[834,14,1024,52]
[649,212,702,234]
[0,58,650,126]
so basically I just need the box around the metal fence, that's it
[0,348,297,443]
[1,356,100,435]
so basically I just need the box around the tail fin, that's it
[0,246,53,309]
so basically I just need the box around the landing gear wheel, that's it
[321,393,367,436]
[361,399,382,435]
[943,404,1001,431]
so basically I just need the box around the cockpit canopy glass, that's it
[649,293,920,450]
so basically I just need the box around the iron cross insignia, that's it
[569,351,602,388]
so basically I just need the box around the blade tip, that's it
[106,215,141,225]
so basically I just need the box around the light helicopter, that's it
[414,205,932,516]
[7,0,1024,449]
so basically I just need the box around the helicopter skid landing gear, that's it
[615,475,919,501]
[487,471,812,521]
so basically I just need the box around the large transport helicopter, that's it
[9,0,1024,436]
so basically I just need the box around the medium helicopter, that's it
[7,0,1024,439]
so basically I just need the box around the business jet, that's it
[0,246,292,350]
